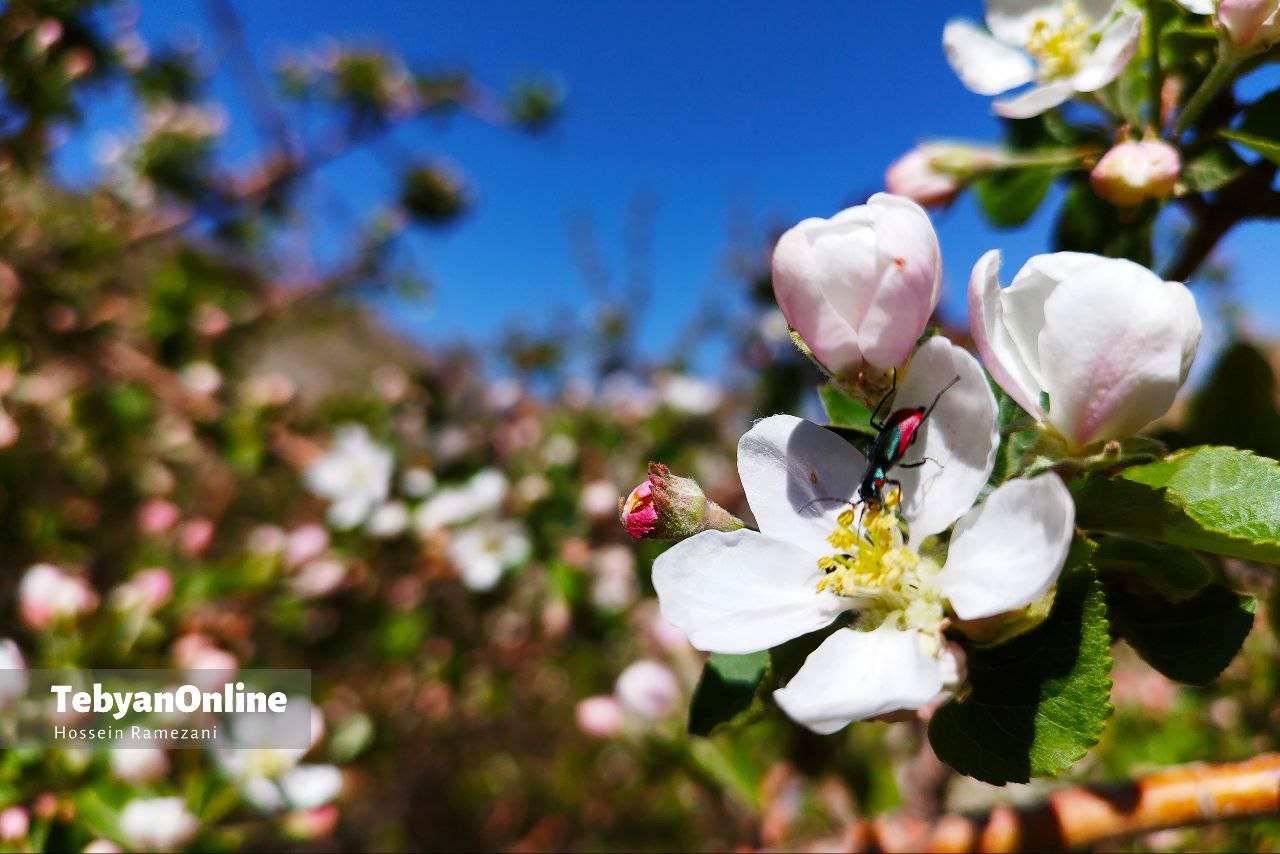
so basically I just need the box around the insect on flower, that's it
[857,371,961,510]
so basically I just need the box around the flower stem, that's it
[1146,0,1164,132]
[1173,44,1243,138]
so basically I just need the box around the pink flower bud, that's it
[112,568,173,614]
[772,194,942,379]
[1090,140,1181,207]
[615,660,681,721]
[0,806,28,842]
[0,640,27,711]
[285,523,330,567]
[619,481,659,539]
[575,695,624,739]
[885,144,1003,209]
[177,517,215,556]
[1219,0,1280,48]
[283,805,340,840]
[19,564,97,630]
[620,463,742,541]
[83,841,124,854]
[138,499,181,536]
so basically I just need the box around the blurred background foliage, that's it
[0,0,1277,852]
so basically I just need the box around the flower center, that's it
[1026,2,1091,79]
[815,494,944,635]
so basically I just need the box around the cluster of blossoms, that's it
[626,191,1201,733]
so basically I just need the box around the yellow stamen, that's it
[1026,2,1091,80]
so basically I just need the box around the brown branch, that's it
[792,753,1280,853]
[1164,161,1280,283]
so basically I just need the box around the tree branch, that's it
[797,753,1280,853]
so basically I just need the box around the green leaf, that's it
[818,384,874,437]
[1182,341,1280,459]
[928,539,1112,785]
[1073,446,1280,564]
[1221,90,1280,166]
[1181,144,1247,193]
[988,379,1036,487]
[1094,537,1212,599]
[688,651,770,737]
[1110,582,1254,685]
[1052,179,1154,265]
[974,167,1055,228]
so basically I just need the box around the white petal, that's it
[1038,264,1190,446]
[738,414,867,555]
[652,529,849,654]
[773,625,949,734]
[993,81,1075,118]
[969,250,1045,418]
[327,495,372,530]
[1073,11,1142,92]
[943,20,1035,95]
[1173,0,1215,13]
[894,337,999,542]
[940,474,1074,620]
[985,0,1118,43]
[1169,281,1202,383]
[280,764,343,809]
[243,776,286,812]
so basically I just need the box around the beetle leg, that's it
[898,456,940,470]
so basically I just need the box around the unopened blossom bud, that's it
[620,463,742,541]
[0,806,28,842]
[19,564,97,630]
[283,805,340,840]
[119,797,198,853]
[772,194,941,384]
[112,568,173,615]
[1218,0,1280,49]
[885,144,1003,208]
[575,695,624,739]
[83,840,124,854]
[971,251,1200,450]
[176,517,215,556]
[1090,140,1181,207]
[137,499,180,535]
[615,660,681,721]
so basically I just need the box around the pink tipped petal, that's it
[855,194,944,370]
[968,250,1043,418]
[1072,11,1142,92]
[993,81,1075,118]
[652,529,850,654]
[940,474,1075,620]
[943,20,1035,95]
[894,337,999,543]
[1038,265,1190,447]
[737,415,867,556]
[773,625,951,734]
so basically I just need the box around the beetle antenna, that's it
[922,375,961,420]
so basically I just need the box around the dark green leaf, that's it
[1094,537,1212,599]
[1110,583,1254,685]
[1073,446,1280,564]
[1052,179,1154,265]
[928,539,1112,785]
[1221,90,1280,166]
[1182,341,1280,459]
[688,651,770,737]
[974,167,1055,228]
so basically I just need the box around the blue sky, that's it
[67,2,1280,370]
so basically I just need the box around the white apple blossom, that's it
[772,194,941,381]
[1217,0,1280,47]
[970,250,1201,449]
[614,660,681,721]
[366,500,410,538]
[216,700,343,813]
[657,373,723,416]
[413,469,508,533]
[944,1,1142,118]
[304,424,394,530]
[652,338,1076,734]
[448,519,531,591]
[19,563,97,630]
[0,640,26,711]
[118,797,198,852]
[109,747,169,783]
